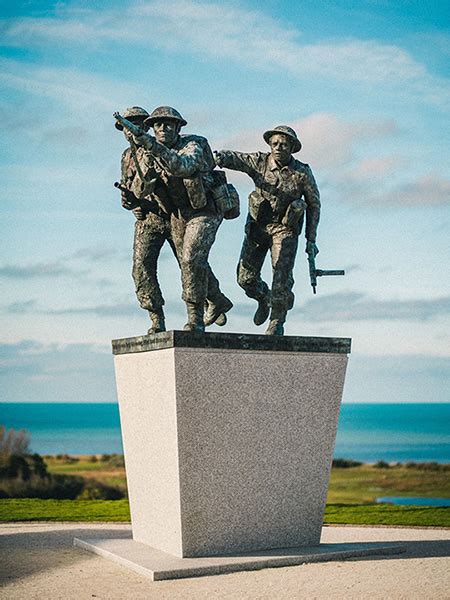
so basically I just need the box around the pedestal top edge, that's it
[111,330,351,355]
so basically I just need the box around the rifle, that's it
[114,181,168,220]
[114,112,158,198]
[113,112,145,137]
[307,248,344,294]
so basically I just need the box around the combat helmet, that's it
[145,106,187,127]
[263,125,302,153]
[115,106,150,130]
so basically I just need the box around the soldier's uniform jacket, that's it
[149,134,218,220]
[218,151,320,241]
[121,146,154,199]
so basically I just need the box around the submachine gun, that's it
[113,112,145,137]
[306,248,345,294]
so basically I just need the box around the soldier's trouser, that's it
[171,213,223,305]
[132,213,176,311]
[237,217,299,315]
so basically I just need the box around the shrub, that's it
[332,458,363,468]
[0,426,30,457]
[374,461,390,469]
[77,480,125,500]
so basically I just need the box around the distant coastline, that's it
[1,402,449,462]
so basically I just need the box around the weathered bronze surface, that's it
[115,107,234,333]
[115,111,343,336]
[215,125,321,335]
[112,330,351,355]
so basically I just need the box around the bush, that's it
[332,458,363,468]
[0,452,85,499]
[77,480,125,500]
[405,461,450,471]
[0,426,30,457]
[0,473,84,499]
[374,460,390,469]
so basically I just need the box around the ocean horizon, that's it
[1,402,449,463]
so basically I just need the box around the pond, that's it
[376,496,450,507]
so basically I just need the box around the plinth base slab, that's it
[74,537,405,581]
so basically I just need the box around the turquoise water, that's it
[376,497,450,507]
[1,403,449,461]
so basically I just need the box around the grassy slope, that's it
[1,462,449,526]
[327,465,450,504]
[0,499,448,527]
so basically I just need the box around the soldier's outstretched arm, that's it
[214,150,261,176]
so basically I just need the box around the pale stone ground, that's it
[0,523,449,600]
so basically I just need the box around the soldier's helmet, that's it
[263,125,302,153]
[145,106,187,128]
[115,106,150,130]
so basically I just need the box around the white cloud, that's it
[0,58,145,114]
[382,173,450,206]
[2,1,449,107]
[220,112,396,168]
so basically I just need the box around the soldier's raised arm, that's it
[214,150,264,177]
[136,136,206,178]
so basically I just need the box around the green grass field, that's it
[0,498,448,527]
[1,459,449,527]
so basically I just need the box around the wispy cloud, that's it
[0,261,79,279]
[0,58,145,114]
[295,292,450,322]
[220,112,397,167]
[2,1,449,108]
[0,340,115,403]
[380,173,450,206]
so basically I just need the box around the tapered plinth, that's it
[112,331,351,558]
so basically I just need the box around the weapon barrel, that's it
[316,269,345,277]
[113,112,144,137]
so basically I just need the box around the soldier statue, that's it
[215,125,321,336]
[118,106,234,332]
[116,106,178,334]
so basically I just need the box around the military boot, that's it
[253,294,271,326]
[265,304,286,336]
[148,309,166,335]
[184,302,205,333]
[204,295,233,327]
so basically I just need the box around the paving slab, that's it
[74,536,405,580]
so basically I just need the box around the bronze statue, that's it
[215,126,321,335]
[115,107,235,332]
[115,106,178,334]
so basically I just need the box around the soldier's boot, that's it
[148,309,166,335]
[265,304,286,336]
[253,293,271,326]
[184,302,205,333]
[204,295,233,327]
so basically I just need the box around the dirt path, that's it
[1,523,449,599]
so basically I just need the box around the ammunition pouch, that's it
[248,191,273,225]
[281,198,306,231]
[210,170,240,219]
[183,175,207,210]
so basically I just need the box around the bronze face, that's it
[268,134,293,166]
[152,119,180,148]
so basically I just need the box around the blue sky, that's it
[1,0,449,404]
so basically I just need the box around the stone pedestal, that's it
[112,331,350,558]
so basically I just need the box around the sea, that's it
[1,403,449,463]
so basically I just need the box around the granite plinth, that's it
[112,330,351,355]
[74,537,405,581]
[113,331,350,558]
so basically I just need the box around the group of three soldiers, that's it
[115,105,321,336]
